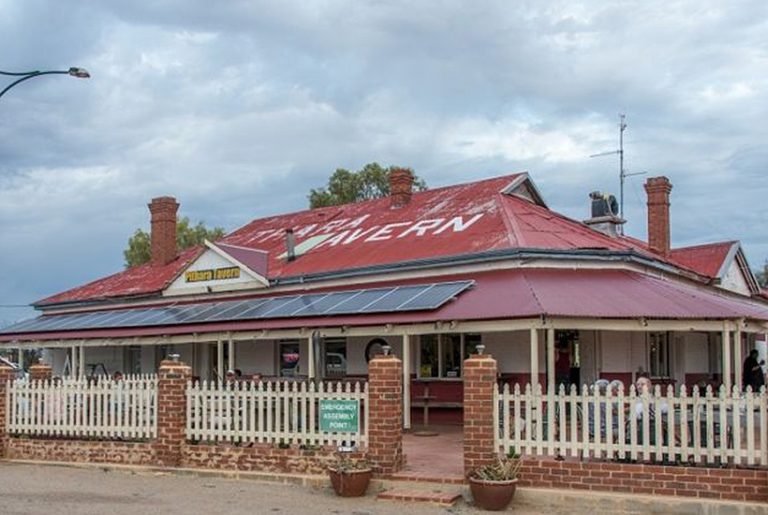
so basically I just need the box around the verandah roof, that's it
[2,268,767,343]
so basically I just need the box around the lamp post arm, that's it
[0,70,85,101]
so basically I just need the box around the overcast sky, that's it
[1,0,766,325]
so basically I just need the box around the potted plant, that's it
[468,451,522,511]
[327,451,372,497]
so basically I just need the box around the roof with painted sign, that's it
[35,173,671,307]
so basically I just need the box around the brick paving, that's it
[399,424,464,481]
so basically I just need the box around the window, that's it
[417,334,482,379]
[278,340,301,377]
[649,332,671,377]
[124,345,141,375]
[324,338,347,377]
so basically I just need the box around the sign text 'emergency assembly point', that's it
[319,399,359,433]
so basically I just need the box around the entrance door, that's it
[555,330,584,388]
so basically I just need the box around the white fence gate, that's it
[496,383,768,467]
[6,375,158,440]
[186,380,369,448]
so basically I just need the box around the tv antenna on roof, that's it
[589,113,646,225]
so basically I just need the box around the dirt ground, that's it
[0,462,542,515]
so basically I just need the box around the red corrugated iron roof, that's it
[8,268,768,342]
[215,242,269,277]
[34,173,688,306]
[670,241,737,278]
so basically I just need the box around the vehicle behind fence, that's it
[496,383,768,467]
[7,375,158,440]
[186,379,369,448]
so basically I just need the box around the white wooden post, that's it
[307,334,315,380]
[70,345,77,377]
[79,346,85,378]
[734,323,743,391]
[216,340,224,379]
[530,327,539,389]
[547,328,555,394]
[722,322,732,392]
[18,346,25,373]
[227,338,235,372]
[403,333,411,429]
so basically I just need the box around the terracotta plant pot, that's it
[468,477,518,511]
[328,468,373,497]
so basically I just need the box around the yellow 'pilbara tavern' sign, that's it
[185,266,241,283]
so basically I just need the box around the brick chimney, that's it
[644,176,672,255]
[389,168,414,208]
[148,196,179,266]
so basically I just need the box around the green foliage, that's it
[755,259,768,288]
[309,162,427,208]
[123,216,225,268]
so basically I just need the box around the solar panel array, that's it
[2,280,474,334]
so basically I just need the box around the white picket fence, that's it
[186,380,369,448]
[6,375,158,440]
[496,383,768,467]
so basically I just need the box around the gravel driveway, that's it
[0,462,528,515]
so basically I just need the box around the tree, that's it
[123,217,225,268]
[756,259,768,288]
[309,162,427,208]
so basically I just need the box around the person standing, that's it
[742,349,766,392]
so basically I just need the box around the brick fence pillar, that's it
[155,359,191,467]
[29,363,53,382]
[463,353,498,476]
[0,364,16,457]
[367,354,403,474]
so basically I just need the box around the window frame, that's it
[416,333,482,380]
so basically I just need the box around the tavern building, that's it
[2,170,766,427]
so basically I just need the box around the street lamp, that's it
[0,67,90,101]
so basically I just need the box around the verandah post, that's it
[155,358,191,467]
[367,353,403,473]
[463,352,498,476]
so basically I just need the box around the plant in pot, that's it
[327,450,372,497]
[468,450,523,511]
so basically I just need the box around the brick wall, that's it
[28,363,52,382]
[463,353,498,476]
[181,443,363,475]
[367,354,403,473]
[519,459,768,504]
[155,359,191,467]
[0,365,15,456]
[6,438,157,465]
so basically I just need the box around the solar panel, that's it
[291,291,357,317]
[359,285,430,313]
[233,296,296,319]
[112,309,157,327]
[0,280,474,335]
[226,299,272,321]
[398,281,473,311]
[199,300,252,322]
[324,289,390,314]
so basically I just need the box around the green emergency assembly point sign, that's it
[319,399,359,433]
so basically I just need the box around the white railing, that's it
[6,375,158,440]
[186,380,369,448]
[496,383,768,467]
